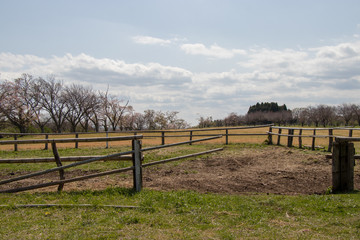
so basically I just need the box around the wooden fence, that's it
[0,124,271,151]
[267,126,360,152]
[0,135,223,193]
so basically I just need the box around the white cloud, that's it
[1,40,360,124]
[180,43,246,59]
[132,35,171,45]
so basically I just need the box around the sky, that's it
[1,0,360,125]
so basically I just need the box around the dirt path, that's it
[1,146,359,195]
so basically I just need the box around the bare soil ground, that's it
[1,146,359,195]
[143,146,358,195]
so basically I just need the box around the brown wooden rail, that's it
[0,135,223,193]
[267,126,360,152]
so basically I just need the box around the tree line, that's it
[0,74,189,133]
[198,102,360,128]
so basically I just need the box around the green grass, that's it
[1,142,359,239]
[0,189,359,239]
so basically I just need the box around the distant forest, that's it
[198,102,360,128]
[247,102,288,113]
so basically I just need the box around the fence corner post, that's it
[132,139,143,192]
[332,140,354,192]
[268,126,273,145]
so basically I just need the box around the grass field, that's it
[0,188,359,239]
[0,127,360,239]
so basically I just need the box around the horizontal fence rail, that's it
[0,135,223,193]
[267,126,360,152]
[0,124,272,151]
[0,155,132,164]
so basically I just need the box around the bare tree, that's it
[0,75,35,133]
[351,104,360,126]
[337,103,354,126]
[64,84,99,132]
[143,109,157,130]
[317,104,336,127]
[101,91,130,131]
[36,76,69,133]
[81,90,102,132]
[224,112,242,126]
[133,112,145,130]
[165,111,189,129]
[292,108,309,126]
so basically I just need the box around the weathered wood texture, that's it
[332,141,355,192]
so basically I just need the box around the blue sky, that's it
[1,0,360,125]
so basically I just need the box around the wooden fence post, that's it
[287,129,294,147]
[75,133,79,149]
[311,129,316,150]
[106,132,109,149]
[298,129,303,148]
[328,129,333,152]
[14,134,18,151]
[161,131,165,145]
[226,129,229,145]
[267,126,273,145]
[277,128,282,145]
[189,131,193,145]
[132,139,143,192]
[44,134,49,150]
[51,142,65,192]
[349,129,353,137]
[332,141,354,192]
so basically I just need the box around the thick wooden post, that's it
[14,134,18,151]
[332,141,354,192]
[132,139,143,192]
[51,142,65,192]
[161,131,165,145]
[277,128,282,145]
[298,129,303,148]
[267,126,273,145]
[311,129,316,150]
[349,129,353,137]
[328,129,333,152]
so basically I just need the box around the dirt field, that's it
[143,146,359,195]
[1,146,359,195]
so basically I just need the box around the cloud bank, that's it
[1,40,360,124]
